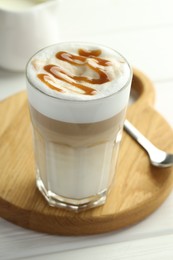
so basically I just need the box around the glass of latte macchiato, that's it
[26,42,132,212]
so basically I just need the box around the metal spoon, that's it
[124,120,173,168]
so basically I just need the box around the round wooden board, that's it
[0,69,173,236]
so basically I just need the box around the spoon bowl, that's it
[124,120,173,168]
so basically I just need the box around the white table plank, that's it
[27,233,173,260]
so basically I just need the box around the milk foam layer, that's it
[27,42,131,100]
[27,42,132,123]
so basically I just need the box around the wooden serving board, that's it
[0,69,173,235]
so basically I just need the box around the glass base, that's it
[36,177,107,212]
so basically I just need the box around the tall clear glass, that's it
[26,43,132,212]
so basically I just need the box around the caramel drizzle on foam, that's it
[37,49,112,96]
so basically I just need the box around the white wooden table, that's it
[0,0,173,259]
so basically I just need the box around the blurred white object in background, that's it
[0,0,59,71]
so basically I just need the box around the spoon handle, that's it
[124,120,156,153]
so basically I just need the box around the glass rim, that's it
[26,41,133,104]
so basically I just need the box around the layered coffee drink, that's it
[26,42,132,211]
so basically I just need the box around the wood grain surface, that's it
[0,69,173,235]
